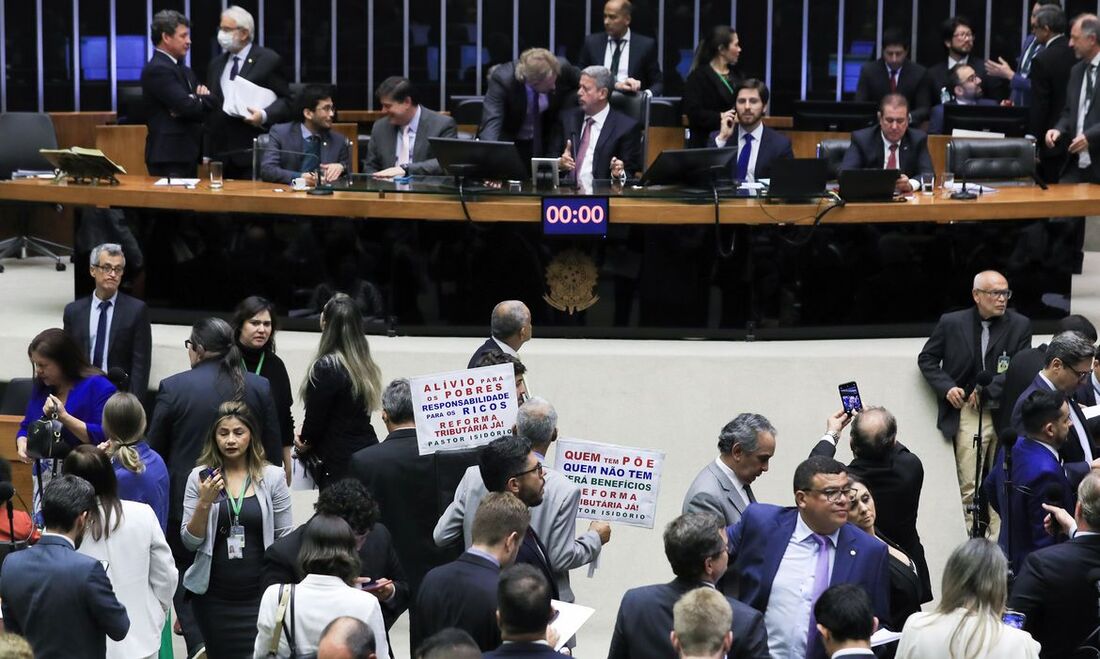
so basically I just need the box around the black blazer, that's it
[552,106,643,179]
[1029,37,1076,159]
[927,56,1005,103]
[998,344,1045,432]
[349,428,463,593]
[1010,373,1100,466]
[682,66,740,148]
[839,125,934,179]
[917,307,1033,439]
[261,518,410,629]
[1054,56,1100,181]
[204,44,292,170]
[62,292,152,399]
[854,59,931,123]
[575,31,663,95]
[478,62,581,157]
[608,578,770,659]
[708,125,795,180]
[412,552,501,652]
[468,338,503,369]
[141,50,214,168]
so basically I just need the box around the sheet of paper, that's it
[951,128,1005,138]
[153,178,200,186]
[871,627,902,647]
[221,77,277,118]
[738,182,766,190]
[549,599,595,651]
[1084,404,1100,420]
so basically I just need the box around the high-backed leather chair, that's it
[946,137,1036,180]
[817,138,852,180]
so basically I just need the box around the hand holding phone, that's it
[838,381,863,415]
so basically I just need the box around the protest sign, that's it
[411,363,518,455]
[554,438,665,529]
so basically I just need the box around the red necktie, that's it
[889,69,898,93]
[574,117,595,177]
[886,143,898,170]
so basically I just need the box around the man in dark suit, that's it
[554,65,643,188]
[141,9,215,177]
[479,48,581,162]
[854,31,931,124]
[204,5,292,179]
[725,456,890,659]
[839,93,934,193]
[985,1,1064,107]
[928,63,1001,135]
[814,585,877,658]
[0,475,129,659]
[260,84,350,185]
[575,0,662,95]
[918,270,1032,534]
[609,512,769,659]
[811,407,931,603]
[261,479,409,630]
[483,565,567,659]
[1000,314,1095,431]
[1026,5,1074,182]
[683,412,777,526]
[363,76,458,178]
[1010,470,1100,658]
[926,16,1004,104]
[1079,343,1100,407]
[468,300,532,368]
[1047,14,1100,184]
[413,492,529,652]
[709,79,794,181]
[62,242,151,399]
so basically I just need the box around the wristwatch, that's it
[824,430,840,443]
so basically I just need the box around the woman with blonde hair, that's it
[896,538,1039,658]
[100,391,169,531]
[295,293,383,487]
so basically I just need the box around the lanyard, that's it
[227,473,252,525]
[715,69,735,96]
[242,352,265,376]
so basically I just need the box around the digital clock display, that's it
[541,196,609,236]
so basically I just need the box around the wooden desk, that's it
[50,112,117,150]
[0,416,34,514]
[1,175,1096,226]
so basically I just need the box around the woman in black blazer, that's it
[682,25,743,148]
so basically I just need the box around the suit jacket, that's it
[63,292,152,399]
[362,107,458,175]
[261,518,410,629]
[682,66,741,148]
[1011,33,1041,107]
[0,535,130,659]
[483,641,568,658]
[839,125,934,179]
[928,98,999,135]
[998,344,1045,433]
[1010,373,1100,466]
[1008,533,1100,658]
[575,31,663,95]
[983,438,1075,573]
[468,337,506,369]
[854,59,931,123]
[204,44,293,169]
[917,307,1033,439]
[478,62,581,157]
[708,125,795,180]
[727,505,890,658]
[1078,375,1100,408]
[141,50,214,168]
[412,551,501,652]
[1053,56,1100,181]
[682,459,749,526]
[551,106,643,179]
[608,578,770,659]
[260,121,351,184]
[349,428,463,594]
[927,56,1005,104]
[1028,36,1076,159]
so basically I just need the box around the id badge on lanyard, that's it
[226,474,252,560]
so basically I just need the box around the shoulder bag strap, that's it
[269,584,291,657]
[281,583,298,657]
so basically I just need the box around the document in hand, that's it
[549,599,596,650]
[221,77,277,118]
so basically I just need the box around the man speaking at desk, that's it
[260,85,349,186]
[363,76,457,179]
[839,93,933,193]
[553,65,642,190]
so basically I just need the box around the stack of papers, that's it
[221,77,277,118]
[548,599,595,651]
[153,178,200,187]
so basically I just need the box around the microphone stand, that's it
[970,384,988,539]
[952,159,978,200]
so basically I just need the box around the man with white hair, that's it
[205,4,292,178]
[468,300,533,368]
[553,65,643,188]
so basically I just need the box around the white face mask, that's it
[217,29,239,52]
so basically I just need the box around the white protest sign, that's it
[411,363,518,455]
[554,438,665,529]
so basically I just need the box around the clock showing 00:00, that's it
[544,204,605,224]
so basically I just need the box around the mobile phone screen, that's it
[1002,610,1026,629]
[838,382,863,414]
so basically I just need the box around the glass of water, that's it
[209,161,224,190]
[940,171,955,197]
[920,172,934,195]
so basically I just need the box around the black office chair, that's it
[610,90,652,169]
[0,112,69,272]
[946,137,1037,181]
[0,378,33,416]
[251,133,273,181]
[817,138,851,180]
[116,85,146,125]
[451,96,485,140]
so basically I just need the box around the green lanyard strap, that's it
[715,70,735,96]
[227,473,252,525]
[242,351,266,376]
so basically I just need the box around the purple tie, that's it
[575,117,595,179]
[807,533,831,650]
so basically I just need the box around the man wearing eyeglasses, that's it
[724,456,889,659]
[928,63,1001,135]
[62,243,151,400]
[918,270,1032,536]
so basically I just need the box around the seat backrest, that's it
[817,138,851,180]
[0,113,59,178]
[946,137,1035,180]
[610,90,652,167]
[648,97,682,127]
[117,85,146,125]
[451,96,485,126]
[0,378,33,416]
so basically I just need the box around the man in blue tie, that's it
[709,79,793,182]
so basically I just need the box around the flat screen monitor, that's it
[429,137,529,181]
[942,104,1029,138]
[638,147,737,187]
[792,101,878,132]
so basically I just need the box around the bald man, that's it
[468,300,533,368]
[575,0,663,94]
[317,617,377,659]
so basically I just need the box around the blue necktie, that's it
[735,133,754,181]
[92,300,111,369]
[230,55,240,80]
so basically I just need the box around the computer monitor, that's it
[792,101,879,132]
[942,104,1029,137]
[638,147,737,187]
[429,137,529,181]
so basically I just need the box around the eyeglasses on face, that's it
[512,462,544,479]
[976,289,1012,300]
[803,487,855,503]
[93,264,125,275]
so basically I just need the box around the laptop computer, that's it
[764,158,828,201]
[837,169,901,202]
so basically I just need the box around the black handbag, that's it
[295,446,329,488]
[25,412,71,460]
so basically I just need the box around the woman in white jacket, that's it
[64,445,177,659]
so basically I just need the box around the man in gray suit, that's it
[434,397,610,603]
[1045,13,1100,183]
[682,413,777,526]
[260,84,350,185]
[363,76,457,178]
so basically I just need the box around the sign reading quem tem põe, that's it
[411,363,518,456]
[554,438,665,529]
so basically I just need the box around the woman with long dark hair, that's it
[682,25,743,148]
[295,293,383,487]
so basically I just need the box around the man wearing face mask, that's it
[205,5,292,179]
[0,475,130,659]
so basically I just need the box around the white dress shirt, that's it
[713,456,752,509]
[577,104,611,190]
[1039,372,1093,461]
[88,290,119,371]
[1091,371,1100,402]
[491,336,518,358]
[714,123,764,181]
[395,105,422,167]
[1076,52,1100,169]
[765,514,840,659]
[881,135,919,191]
[602,29,632,83]
[947,54,969,71]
